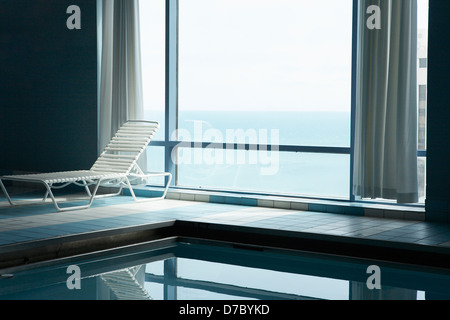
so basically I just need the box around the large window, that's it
[176,0,352,199]
[139,0,428,203]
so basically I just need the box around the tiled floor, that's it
[1,188,450,260]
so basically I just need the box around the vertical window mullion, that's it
[165,0,178,186]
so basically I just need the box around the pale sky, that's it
[139,0,429,112]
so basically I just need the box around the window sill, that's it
[128,186,426,223]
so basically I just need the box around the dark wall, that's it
[0,0,97,173]
[426,0,450,222]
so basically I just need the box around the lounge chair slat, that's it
[117,127,157,133]
[92,163,132,169]
[122,122,158,128]
[111,137,150,142]
[101,154,137,159]
[107,142,147,148]
[105,147,145,153]
[95,159,135,165]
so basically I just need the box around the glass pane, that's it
[145,146,165,186]
[139,0,165,141]
[176,148,350,199]
[178,0,352,147]
[417,0,428,151]
[177,111,349,147]
[418,157,426,203]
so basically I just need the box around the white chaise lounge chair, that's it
[0,120,172,212]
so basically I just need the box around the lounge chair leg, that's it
[124,176,138,202]
[90,185,124,199]
[161,173,172,199]
[82,180,92,197]
[43,189,50,202]
[43,183,63,211]
[43,179,102,212]
[125,173,172,202]
[1,180,57,207]
[149,172,172,200]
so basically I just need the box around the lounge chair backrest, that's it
[90,120,159,174]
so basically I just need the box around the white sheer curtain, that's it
[98,0,146,170]
[353,0,419,203]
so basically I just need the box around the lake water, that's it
[145,110,351,199]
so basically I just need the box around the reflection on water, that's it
[350,282,418,300]
[0,242,449,300]
[97,265,151,300]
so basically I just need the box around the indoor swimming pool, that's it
[1,237,449,300]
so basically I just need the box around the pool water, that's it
[1,239,449,300]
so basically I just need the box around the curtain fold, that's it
[99,0,147,171]
[353,0,419,203]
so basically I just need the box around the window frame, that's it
[144,0,426,206]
